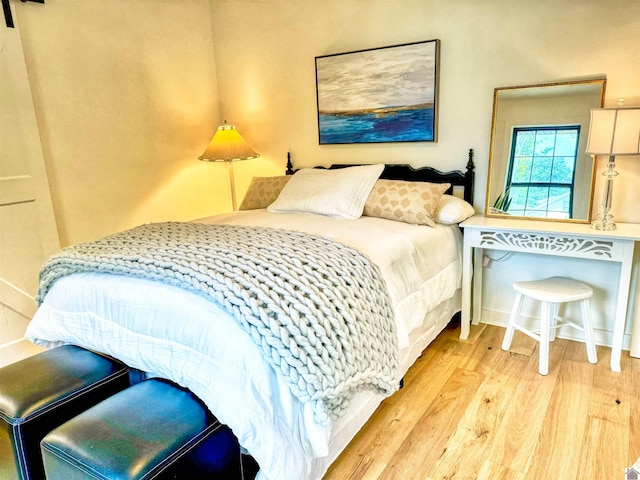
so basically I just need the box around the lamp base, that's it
[591,212,616,231]
[591,157,618,231]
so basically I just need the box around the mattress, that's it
[26,210,463,480]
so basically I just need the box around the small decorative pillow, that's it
[435,194,476,225]
[267,164,385,218]
[363,179,450,226]
[239,176,291,210]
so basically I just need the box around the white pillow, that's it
[434,194,475,224]
[267,164,385,218]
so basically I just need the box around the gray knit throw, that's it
[36,222,398,422]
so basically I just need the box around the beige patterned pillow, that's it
[239,176,291,210]
[363,179,451,226]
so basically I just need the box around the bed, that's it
[25,150,475,480]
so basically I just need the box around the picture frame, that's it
[315,39,440,145]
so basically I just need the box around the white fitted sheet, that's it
[26,210,463,480]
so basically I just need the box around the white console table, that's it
[460,215,640,372]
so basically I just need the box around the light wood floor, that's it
[324,322,640,480]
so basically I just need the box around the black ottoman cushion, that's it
[0,345,129,480]
[41,378,242,479]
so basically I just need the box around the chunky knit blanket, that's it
[36,222,398,422]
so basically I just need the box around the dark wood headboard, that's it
[285,149,475,204]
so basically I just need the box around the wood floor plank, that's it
[323,342,462,479]
[502,330,536,357]
[579,416,628,480]
[587,348,630,425]
[524,359,593,480]
[561,332,596,364]
[487,337,566,473]
[324,325,639,480]
[377,368,485,480]
[628,356,640,467]
[426,345,530,480]
[456,321,504,374]
[476,460,526,480]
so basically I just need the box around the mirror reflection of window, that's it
[486,78,606,224]
[504,126,580,219]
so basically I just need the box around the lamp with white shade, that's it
[198,122,260,211]
[586,102,640,230]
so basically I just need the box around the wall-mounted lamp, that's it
[198,122,259,211]
[586,100,640,230]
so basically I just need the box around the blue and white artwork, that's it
[315,40,439,144]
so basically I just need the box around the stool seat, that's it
[41,378,246,479]
[502,276,597,375]
[0,345,129,480]
[513,277,593,303]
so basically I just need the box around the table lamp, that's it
[586,102,640,230]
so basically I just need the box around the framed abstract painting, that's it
[315,39,440,145]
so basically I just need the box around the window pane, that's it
[530,157,553,183]
[511,156,532,182]
[554,130,579,156]
[515,131,535,156]
[534,131,556,156]
[507,186,528,213]
[550,156,575,183]
[526,186,549,212]
[549,186,570,211]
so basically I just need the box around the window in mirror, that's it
[486,78,605,223]
[501,125,580,219]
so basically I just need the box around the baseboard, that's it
[480,308,628,351]
[0,338,45,368]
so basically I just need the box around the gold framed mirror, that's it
[486,78,606,223]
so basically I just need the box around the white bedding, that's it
[26,210,463,480]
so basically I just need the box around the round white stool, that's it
[501,276,597,375]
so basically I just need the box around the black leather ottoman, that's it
[0,345,129,480]
[41,378,246,479]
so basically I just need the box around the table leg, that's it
[461,235,473,340]
[610,242,635,372]
[472,247,484,325]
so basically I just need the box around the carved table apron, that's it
[460,215,640,372]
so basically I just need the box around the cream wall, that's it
[8,1,640,345]
[14,0,228,246]
[14,0,640,245]
[209,0,640,347]
[210,0,640,219]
